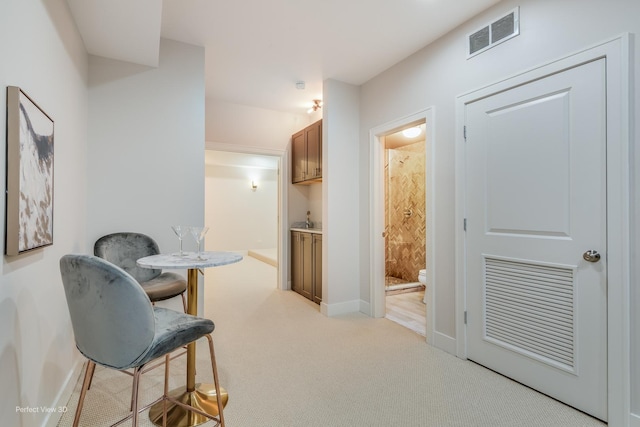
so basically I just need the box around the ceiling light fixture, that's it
[402,127,422,138]
[307,99,322,114]
[296,81,305,90]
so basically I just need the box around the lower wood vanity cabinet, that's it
[291,231,322,304]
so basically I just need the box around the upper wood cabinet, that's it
[292,119,322,184]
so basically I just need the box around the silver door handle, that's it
[583,250,601,263]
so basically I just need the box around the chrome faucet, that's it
[306,211,313,229]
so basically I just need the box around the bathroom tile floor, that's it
[385,290,426,336]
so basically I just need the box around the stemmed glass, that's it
[189,226,209,260]
[171,225,188,257]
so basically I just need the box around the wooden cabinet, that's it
[292,119,322,184]
[291,231,322,304]
[312,234,322,304]
[291,130,306,183]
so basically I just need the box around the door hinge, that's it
[464,218,467,231]
[463,126,467,141]
[464,311,468,324]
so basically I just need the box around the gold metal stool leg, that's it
[149,268,227,427]
[148,335,227,427]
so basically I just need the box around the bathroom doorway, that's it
[382,123,427,336]
[369,108,434,342]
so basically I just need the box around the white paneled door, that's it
[464,59,607,421]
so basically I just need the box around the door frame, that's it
[206,143,288,292]
[369,107,435,342]
[455,34,631,425]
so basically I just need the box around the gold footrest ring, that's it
[149,383,228,427]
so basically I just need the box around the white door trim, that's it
[369,107,436,342]
[455,34,631,426]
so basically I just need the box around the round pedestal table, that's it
[137,251,242,427]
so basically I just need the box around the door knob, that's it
[583,250,601,263]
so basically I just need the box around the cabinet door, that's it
[305,120,322,180]
[312,234,322,304]
[291,232,302,293]
[301,233,313,300]
[291,130,306,183]
[291,231,313,300]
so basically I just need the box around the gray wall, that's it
[359,0,639,420]
[0,1,89,426]
[87,39,205,260]
[0,9,206,426]
[322,79,361,315]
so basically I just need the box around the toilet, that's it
[418,268,427,304]
[418,269,427,285]
[418,268,432,343]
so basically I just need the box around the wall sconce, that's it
[251,181,258,191]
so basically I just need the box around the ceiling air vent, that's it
[468,7,519,58]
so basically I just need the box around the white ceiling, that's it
[67,0,501,115]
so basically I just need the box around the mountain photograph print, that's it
[5,86,54,256]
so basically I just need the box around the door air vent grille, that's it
[483,256,576,372]
[468,8,520,58]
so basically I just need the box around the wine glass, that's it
[171,225,188,257]
[189,226,209,260]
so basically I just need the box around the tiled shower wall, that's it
[384,142,426,284]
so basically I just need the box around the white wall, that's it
[205,163,277,251]
[206,100,312,151]
[87,39,205,257]
[322,79,361,315]
[358,0,639,421]
[0,1,89,426]
[307,184,322,228]
[205,103,310,234]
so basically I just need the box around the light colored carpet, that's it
[58,257,605,427]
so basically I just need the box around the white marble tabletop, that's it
[137,251,243,270]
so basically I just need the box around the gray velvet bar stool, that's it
[60,254,225,427]
[94,232,187,312]
[91,232,189,402]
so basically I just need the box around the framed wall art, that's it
[5,86,54,256]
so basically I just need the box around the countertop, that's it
[290,227,323,234]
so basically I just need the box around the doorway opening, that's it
[384,124,427,293]
[204,150,284,287]
[382,123,427,336]
[370,107,436,343]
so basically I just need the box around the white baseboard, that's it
[44,356,83,427]
[359,299,371,316]
[433,331,457,356]
[247,250,277,267]
[320,299,360,317]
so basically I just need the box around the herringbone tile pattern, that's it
[385,142,426,283]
